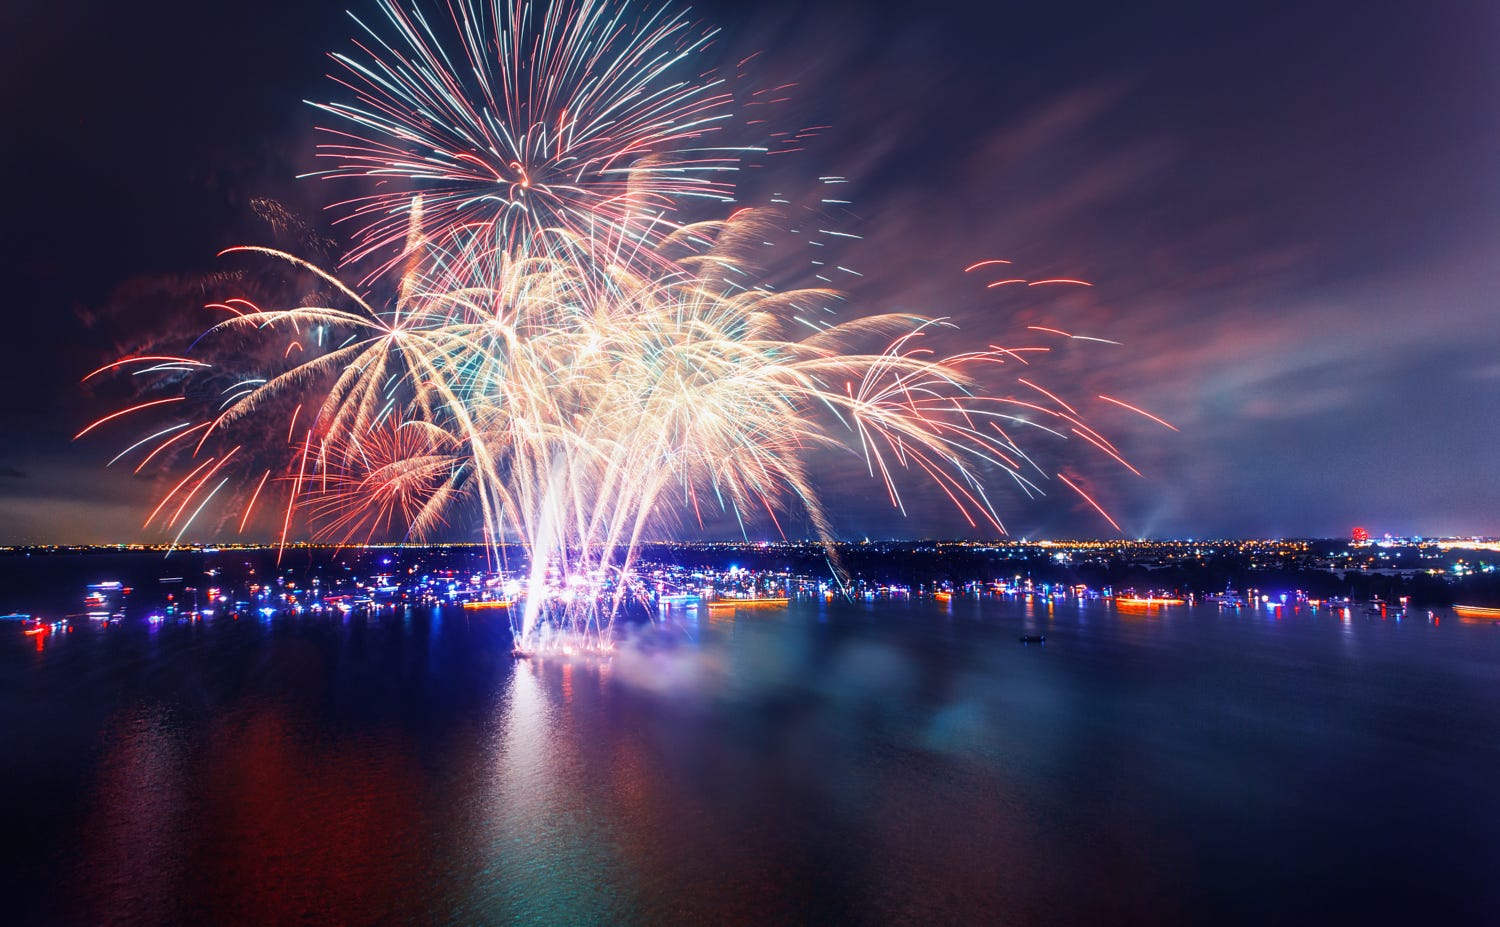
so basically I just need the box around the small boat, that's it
[1205,589,1244,607]
[1115,595,1186,608]
[1454,604,1500,620]
[706,596,789,610]
[1019,634,1045,643]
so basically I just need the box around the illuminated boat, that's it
[1453,605,1500,620]
[705,596,789,610]
[1019,634,1045,643]
[462,599,514,610]
[934,591,952,602]
[1115,595,1186,608]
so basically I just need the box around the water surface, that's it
[3,559,1499,924]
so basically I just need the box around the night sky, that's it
[3,0,1498,543]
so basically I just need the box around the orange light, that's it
[706,597,788,609]
[1454,605,1500,620]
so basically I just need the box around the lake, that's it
[3,551,1499,924]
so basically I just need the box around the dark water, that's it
[4,559,1500,924]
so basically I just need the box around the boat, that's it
[1453,604,1500,620]
[705,596,788,610]
[1204,589,1244,607]
[1019,634,1045,643]
[1115,595,1186,608]
[19,617,54,638]
[462,599,514,610]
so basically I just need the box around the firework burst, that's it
[82,0,1174,655]
[311,0,753,274]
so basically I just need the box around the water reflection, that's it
[6,595,1500,924]
[194,711,426,921]
[75,703,189,925]
[466,658,630,923]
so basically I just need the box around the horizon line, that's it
[1,536,1494,551]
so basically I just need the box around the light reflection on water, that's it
[476,658,628,924]
[76,702,190,924]
[3,595,1500,924]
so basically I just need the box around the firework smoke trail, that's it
[81,0,1174,654]
[310,0,753,275]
